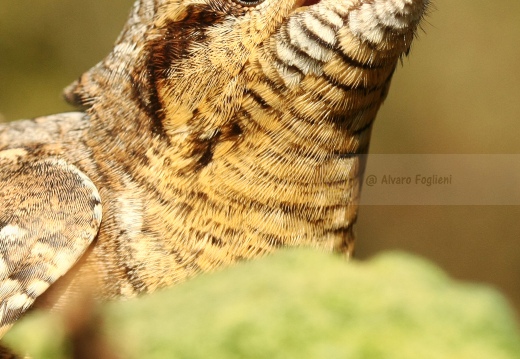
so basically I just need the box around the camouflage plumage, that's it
[0,0,429,339]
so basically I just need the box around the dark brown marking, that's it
[245,89,271,110]
[145,4,228,137]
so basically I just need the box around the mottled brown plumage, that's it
[0,0,429,340]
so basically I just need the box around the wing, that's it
[0,151,102,337]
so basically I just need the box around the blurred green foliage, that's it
[4,250,520,358]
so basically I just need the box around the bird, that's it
[0,0,429,339]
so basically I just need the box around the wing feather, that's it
[0,153,102,337]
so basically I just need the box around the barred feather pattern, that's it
[0,0,429,338]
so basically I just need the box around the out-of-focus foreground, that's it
[4,250,520,358]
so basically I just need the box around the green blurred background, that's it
[0,0,519,316]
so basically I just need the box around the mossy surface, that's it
[4,250,520,358]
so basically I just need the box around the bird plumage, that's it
[0,0,429,337]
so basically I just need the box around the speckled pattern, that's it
[0,0,429,343]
